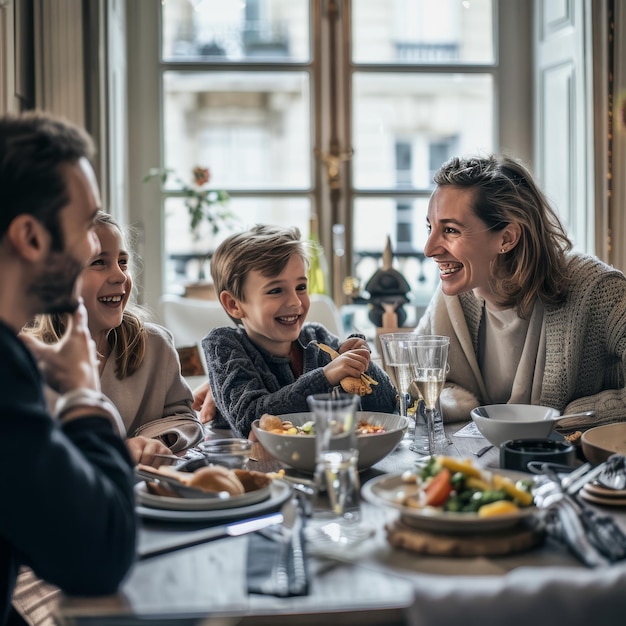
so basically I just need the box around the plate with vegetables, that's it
[362,456,537,533]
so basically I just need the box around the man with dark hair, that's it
[0,112,136,626]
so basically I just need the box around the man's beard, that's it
[30,252,84,315]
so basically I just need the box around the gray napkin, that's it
[246,498,309,597]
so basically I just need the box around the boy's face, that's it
[230,254,310,356]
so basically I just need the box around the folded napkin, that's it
[133,415,204,452]
[246,498,309,597]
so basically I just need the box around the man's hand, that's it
[192,380,217,424]
[20,302,100,393]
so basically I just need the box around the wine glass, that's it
[408,335,451,456]
[378,332,419,421]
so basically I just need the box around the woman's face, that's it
[81,223,132,338]
[424,186,512,305]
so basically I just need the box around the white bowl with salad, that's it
[251,411,409,473]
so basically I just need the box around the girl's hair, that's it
[27,211,147,379]
[433,154,573,317]
[210,224,310,322]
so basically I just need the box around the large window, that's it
[129,0,523,319]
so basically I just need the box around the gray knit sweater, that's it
[202,323,398,437]
[417,253,626,422]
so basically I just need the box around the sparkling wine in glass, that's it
[409,336,451,456]
[379,332,420,420]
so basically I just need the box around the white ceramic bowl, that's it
[251,411,409,473]
[470,404,562,448]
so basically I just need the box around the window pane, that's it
[164,196,311,292]
[352,72,494,189]
[163,71,311,190]
[352,0,494,64]
[162,0,310,61]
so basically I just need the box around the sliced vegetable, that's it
[437,456,484,478]
[477,500,519,518]
[424,467,453,507]
[492,474,533,506]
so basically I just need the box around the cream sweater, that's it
[417,253,626,423]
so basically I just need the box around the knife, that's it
[137,512,283,560]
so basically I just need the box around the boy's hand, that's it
[323,348,370,386]
[192,380,217,423]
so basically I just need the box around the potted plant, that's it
[144,166,234,294]
[144,166,232,241]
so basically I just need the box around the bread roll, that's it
[186,465,245,496]
[234,469,271,492]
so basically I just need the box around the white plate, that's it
[135,480,291,522]
[362,473,537,534]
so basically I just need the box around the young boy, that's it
[202,224,397,437]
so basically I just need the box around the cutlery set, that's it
[531,454,626,567]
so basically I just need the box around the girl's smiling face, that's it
[81,223,132,344]
[424,186,518,307]
[220,254,310,356]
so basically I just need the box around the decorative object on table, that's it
[500,438,577,472]
[408,335,452,455]
[251,411,409,473]
[363,236,412,327]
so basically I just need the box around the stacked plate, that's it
[579,481,626,507]
[134,475,291,522]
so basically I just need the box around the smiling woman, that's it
[417,154,626,429]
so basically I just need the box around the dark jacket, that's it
[0,323,136,626]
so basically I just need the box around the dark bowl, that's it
[500,438,577,472]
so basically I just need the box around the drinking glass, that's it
[306,393,371,547]
[408,336,451,456]
[379,332,419,420]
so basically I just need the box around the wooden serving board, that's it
[386,519,544,557]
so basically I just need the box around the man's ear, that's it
[6,215,50,262]
[219,290,244,320]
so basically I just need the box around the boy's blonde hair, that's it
[210,225,310,303]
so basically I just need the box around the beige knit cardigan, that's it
[417,253,626,424]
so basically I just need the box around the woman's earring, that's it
[500,247,506,254]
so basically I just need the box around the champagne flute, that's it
[409,336,451,456]
[379,332,419,420]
